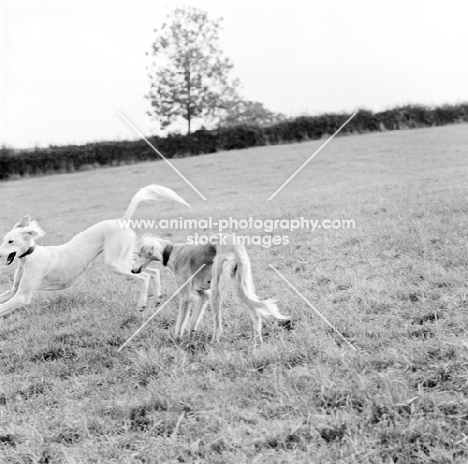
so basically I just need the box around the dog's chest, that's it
[194,264,213,290]
[174,243,216,290]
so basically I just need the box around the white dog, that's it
[133,233,291,343]
[0,185,190,318]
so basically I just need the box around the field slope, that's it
[1,124,468,463]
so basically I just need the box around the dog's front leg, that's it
[0,264,24,304]
[0,284,37,318]
[189,292,209,334]
[174,299,191,338]
[0,288,16,305]
[0,293,32,318]
[145,268,162,302]
[0,265,42,318]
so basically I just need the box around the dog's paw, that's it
[140,308,153,319]
[278,318,294,331]
[154,294,167,305]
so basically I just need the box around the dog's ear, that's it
[20,223,45,239]
[148,244,163,262]
[15,216,31,228]
[139,235,165,262]
[21,229,43,239]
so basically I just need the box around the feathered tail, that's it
[229,245,290,321]
[121,185,191,220]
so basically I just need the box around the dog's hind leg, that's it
[210,260,232,342]
[248,309,263,347]
[210,290,223,343]
[106,262,151,309]
[103,234,152,309]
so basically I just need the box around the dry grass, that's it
[1,124,468,463]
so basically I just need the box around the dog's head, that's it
[132,234,170,274]
[0,216,45,266]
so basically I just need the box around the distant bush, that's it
[219,124,265,150]
[2,102,467,180]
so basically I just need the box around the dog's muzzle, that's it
[131,266,143,274]
[6,252,16,265]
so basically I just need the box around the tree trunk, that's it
[187,67,191,137]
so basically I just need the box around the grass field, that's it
[1,124,468,463]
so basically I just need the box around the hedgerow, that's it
[1,103,467,180]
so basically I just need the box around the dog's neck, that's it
[162,243,173,267]
[19,246,35,258]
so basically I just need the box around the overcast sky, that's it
[1,0,467,148]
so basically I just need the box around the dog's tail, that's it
[227,245,290,321]
[122,185,191,220]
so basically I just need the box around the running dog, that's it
[0,185,190,318]
[132,233,291,343]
